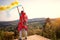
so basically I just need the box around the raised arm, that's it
[17,6,20,14]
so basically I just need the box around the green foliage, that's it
[0,18,60,40]
[0,30,4,40]
[0,30,14,40]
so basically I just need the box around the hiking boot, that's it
[23,37,27,40]
[25,37,27,39]
[19,38,22,40]
[25,37,27,40]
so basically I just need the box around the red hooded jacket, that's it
[18,11,28,31]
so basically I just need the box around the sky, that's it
[0,0,60,21]
[18,0,60,19]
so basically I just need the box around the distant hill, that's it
[28,18,46,25]
[28,18,46,22]
[0,18,56,27]
[0,20,19,27]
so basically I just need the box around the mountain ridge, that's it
[0,18,55,26]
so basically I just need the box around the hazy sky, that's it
[19,0,60,19]
[0,0,60,21]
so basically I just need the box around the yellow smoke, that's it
[0,1,20,11]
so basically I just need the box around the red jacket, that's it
[18,11,28,31]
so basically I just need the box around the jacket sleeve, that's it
[24,14,28,22]
[20,15,24,22]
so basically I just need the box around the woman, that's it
[18,10,28,40]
